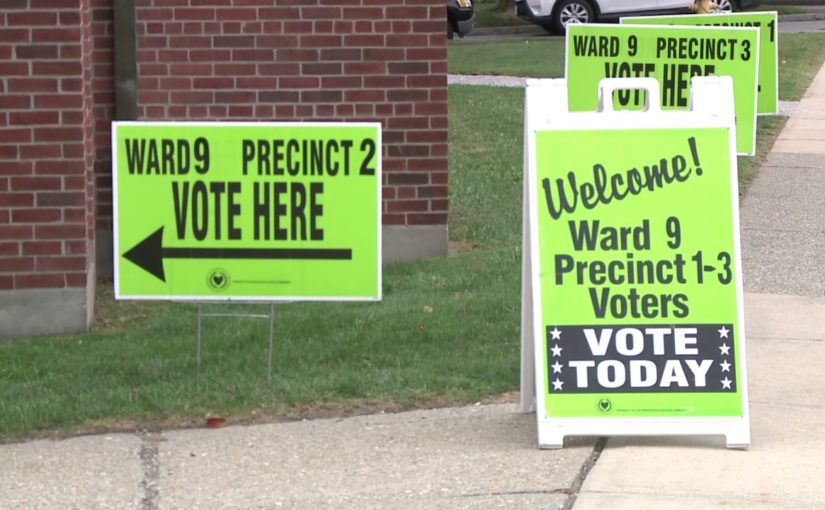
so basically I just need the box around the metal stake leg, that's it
[267,303,275,382]
[196,304,203,374]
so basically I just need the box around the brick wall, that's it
[131,0,449,232]
[0,0,449,337]
[0,0,96,294]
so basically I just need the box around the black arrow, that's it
[122,227,352,282]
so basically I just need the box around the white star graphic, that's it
[721,377,733,390]
[718,326,730,339]
[720,359,731,373]
[551,344,563,357]
[550,327,562,340]
[719,343,731,356]
[551,361,563,374]
[552,378,564,391]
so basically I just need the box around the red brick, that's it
[345,90,385,102]
[0,275,12,290]
[430,199,448,212]
[408,157,447,171]
[279,76,319,88]
[261,89,299,102]
[189,49,231,61]
[214,62,255,75]
[35,224,85,239]
[65,240,88,255]
[230,48,274,61]
[170,62,211,75]
[0,146,19,160]
[257,63,300,75]
[320,48,360,61]
[65,272,87,287]
[9,111,60,126]
[0,242,17,256]
[36,256,86,272]
[34,127,81,143]
[11,176,61,191]
[344,35,384,47]
[34,94,82,109]
[31,28,81,43]
[418,185,448,198]
[170,91,213,104]
[214,91,256,103]
[300,90,342,102]
[2,192,34,207]
[11,209,61,223]
[174,8,216,20]
[0,224,33,240]
[22,241,62,256]
[15,273,66,289]
[36,192,85,207]
[387,172,429,185]
[299,34,341,48]
[412,20,444,33]
[0,62,30,76]
[345,62,385,75]
[0,161,33,175]
[15,45,59,59]
[275,48,318,62]
[158,77,191,90]
[407,48,446,60]
[8,11,59,25]
[321,76,361,88]
[364,76,405,88]
[383,214,406,225]
[301,62,341,75]
[407,213,447,225]
[343,7,382,18]
[0,257,34,273]
[0,29,31,44]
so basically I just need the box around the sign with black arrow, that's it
[113,122,381,301]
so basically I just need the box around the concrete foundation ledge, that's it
[382,225,448,263]
[0,287,91,340]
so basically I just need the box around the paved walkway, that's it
[574,60,825,509]
[3,54,825,510]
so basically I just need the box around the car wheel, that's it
[552,0,594,35]
[448,21,455,39]
[711,0,735,12]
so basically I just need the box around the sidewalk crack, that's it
[137,430,163,510]
[562,437,608,510]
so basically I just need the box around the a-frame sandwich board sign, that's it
[521,77,750,449]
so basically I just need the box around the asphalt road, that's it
[461,13,825,42]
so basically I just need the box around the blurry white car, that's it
[515,0,762,35]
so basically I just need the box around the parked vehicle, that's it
[448,0,475,39]
[515,0,762,35]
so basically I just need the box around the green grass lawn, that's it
[1,32,824,442]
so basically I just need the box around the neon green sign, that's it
[566,24,760,155]
[621,12,778,115]
[113,122,381,301]
[532,127,745,418]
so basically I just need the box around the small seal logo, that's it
[207,269,230,292]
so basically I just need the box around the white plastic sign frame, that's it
[521,77,750,449]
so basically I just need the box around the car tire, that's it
[712,0,735,12]
[552,0,594,35]
[448,20,455,39]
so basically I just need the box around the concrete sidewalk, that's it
[574,61,825,509]
[3,45,825,510]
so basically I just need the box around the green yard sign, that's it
[113,122,381,301]
[522,77,750,448]
[565,23,760,155]
[621,11,778,115]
